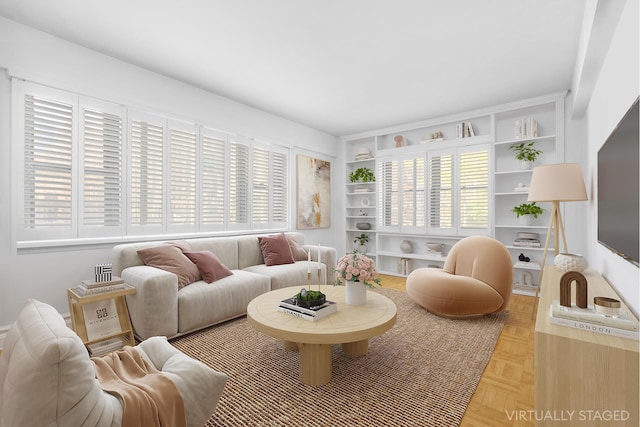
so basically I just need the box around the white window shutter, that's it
[201,128,227,229]
[229,137,250,227]
[401,156,426,229]
[378,158,399,229]
[271,150,288,226]
[20,89,77,241]
[128,113,164,231]
[459,148,489,232]
[251,145,269,226]
[79,100,123,237]
[168,121,197,232]
[428,151,454,233]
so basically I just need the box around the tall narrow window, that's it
[271,151,288,225]
[201,130,226,228]
[402,157,425,228]
[23,94,74,232]
[378,159,399,228]
[169,124,197,228]
[251,146,269,225]
[81,105,122,235]
[229,138,249,226]
[428,152,454,232]
[459,149,489,229]
[129,115,164,228]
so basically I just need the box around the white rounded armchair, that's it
[406,236,513,317]
[0,299,227,427]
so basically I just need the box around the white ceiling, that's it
[0,0,587,136]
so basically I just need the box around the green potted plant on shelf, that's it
[509,141,542,169]
[353,233,369,253]
[512,202,543,225]
[349,167,376,183]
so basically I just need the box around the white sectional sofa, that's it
[112,232,336,340]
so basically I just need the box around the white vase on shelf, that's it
[518,215,533,226]
[520,160,534,170]
[345,281,367,305]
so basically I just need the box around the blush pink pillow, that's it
[183,251,233,283]
[258,233,295,266]
[287,236,309,261]
[137,243,202,289]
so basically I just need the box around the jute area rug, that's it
[170,288,507,427]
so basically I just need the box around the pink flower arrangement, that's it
[333,251,382,288]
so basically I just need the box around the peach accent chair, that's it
[406,236,513,317]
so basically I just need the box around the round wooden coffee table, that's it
[247,285,397,386]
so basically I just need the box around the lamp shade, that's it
[528,163,588,202]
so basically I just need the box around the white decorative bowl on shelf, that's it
[554,253,588,273]
[425,242,444,252]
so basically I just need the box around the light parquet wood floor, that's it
[379,274,536,427]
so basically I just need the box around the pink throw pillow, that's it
[183,251,233,284]
[258,233,295,266]
[137,243,202,289]
[287,236,309,261]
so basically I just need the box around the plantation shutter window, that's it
[428,152,454,233]
[129,114,164,230]
[459,149,489,230]
[22,93,75,239]
[378,159,399,228]
[251,146,270,226]
[229,137,250,227]
[168,122,198,231]
[271,150,288,226]
[14,81,292,247]
[201,129,227,228]
[401,157,426,229]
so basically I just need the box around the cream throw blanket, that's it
[92,346,186,427]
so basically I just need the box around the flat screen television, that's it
[597,96,639,267]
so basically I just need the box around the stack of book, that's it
[456,122,476,138]
[87,337,123,357]
[278,298,337,322]
[76,276,126,296]
[515,117,538,139]
[397,258,412,275]
[513,232,540,248]
[549,300,639,340]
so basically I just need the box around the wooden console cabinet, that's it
[535,267,639,426]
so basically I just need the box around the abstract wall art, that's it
[296,155,331,229]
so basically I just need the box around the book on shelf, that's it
[515,116,538,139]
[513,186,530,192]
[513,239,541,247]
[548,306,639,341]
[550,300,638,331]
[397,258,412,275]
[81,276,124,289]
[514,261,540,269]
[278,300,337,322]
[456,122,475,138]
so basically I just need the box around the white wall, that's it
[582,0,639,316]
[0,17,340,329]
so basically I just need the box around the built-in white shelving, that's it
[342,92,566,291]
